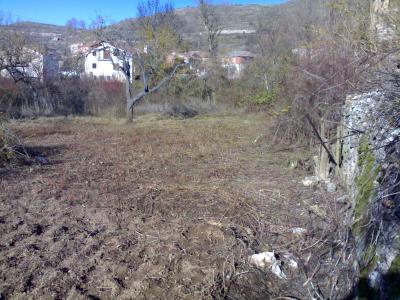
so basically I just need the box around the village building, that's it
[166,51,208,77]
[221,50,255,79]
[84,42,134,82]
[0,47,60,82]
[43,49,62,79]
[166,51,208,65]
[69,42,93,56]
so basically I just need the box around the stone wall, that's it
[307,2,400,297]
[370,0,398,41]
[334,92,400,298]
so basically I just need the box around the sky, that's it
[0,0,286,26]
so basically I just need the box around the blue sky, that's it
[0,0,285,26]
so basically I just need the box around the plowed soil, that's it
[0,115,338,299]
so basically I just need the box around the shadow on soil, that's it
[0,144,67,178]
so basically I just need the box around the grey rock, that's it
[325,180,337,193]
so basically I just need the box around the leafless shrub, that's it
[268,0,374,145]
[0,116,15,165]
[0,79,28,117]
[0,75,128,119]
[0,115,30,167]
[0,78,52,118]
[272,34,370,144]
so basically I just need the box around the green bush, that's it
[247,89,277,106]
[236,88,277,109]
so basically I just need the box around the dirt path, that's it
[0,115,338,299]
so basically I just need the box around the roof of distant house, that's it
[227,50,255,58]
[85,41,133,58]
[185,51,209,59]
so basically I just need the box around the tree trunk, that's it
[125,63,185,122]
[124,74,134,122]
[127,103,133,122]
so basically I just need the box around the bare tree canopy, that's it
[137,0,182,60]
[0,31,42,84]
[89,15,108,31]
[65,18,86,30]
[197,0,222,58]
[137,0,174,20]
[0,10,14,26]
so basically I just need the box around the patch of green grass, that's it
[237,89,277,108]
[353,139,382,300]
[353,138,381,236]
[248,90,277,106]
[361,245,378,274]
[389,255,400,273]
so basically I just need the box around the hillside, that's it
[0,3,291,54]
[5,21,69,35]
[0,21,91,56]
[109,4,281,53]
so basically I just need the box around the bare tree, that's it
[89,15,108,30]
[0,11,14,26]
[125,0,185,120]
[90,0,186,121]
[0,30,42,84]
[66,18,78,30]
[0,30,50,115]
[87,15,109,44]
[65,18,86,30]
[246,8,292,91]
[197,0,222,59]
[195,0,223,105]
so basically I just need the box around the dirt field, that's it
[0,114,344,299]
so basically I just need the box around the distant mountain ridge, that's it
[0,3,291,54]
[5,21,69,34]
[109,4,279,53]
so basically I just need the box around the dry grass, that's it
[0,118,23,167]
[0,114,352,299]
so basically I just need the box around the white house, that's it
[84,42,133,82]
[0,47,60,81]
[221,50,255,79]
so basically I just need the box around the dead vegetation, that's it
[0,116,23,167]
[0,115,51,169]
[0,114,355,299]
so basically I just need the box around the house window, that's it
[92,63,97,69]
[106,76,111,80]
[103,50,111,60]
[92,51,96,56]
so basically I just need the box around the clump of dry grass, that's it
[0,114,33,168]
[0,115,18,166]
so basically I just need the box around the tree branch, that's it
[127,62,185,110]
[305,114,337,166]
